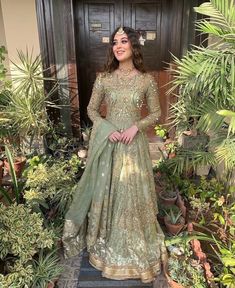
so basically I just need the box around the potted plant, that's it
[0,49,58,155]
[3,144,26,178]
[164,206,185,235]
[31,249,63,288]
[159,182,178,206]
[167,0,235,181]
[154,124,168,141]
[164,140,178,159]
[0,203,57,287]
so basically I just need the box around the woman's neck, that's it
[118,60,134,71]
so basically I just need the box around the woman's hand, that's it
[108,131,122,143]
[119,125,139,145]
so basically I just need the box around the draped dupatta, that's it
[62,119,117,258]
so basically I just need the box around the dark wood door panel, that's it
[75,0,122,121]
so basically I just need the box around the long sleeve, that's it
[87,73,105,123]
[135,75,161,132]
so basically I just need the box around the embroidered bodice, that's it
[87,72,160,131]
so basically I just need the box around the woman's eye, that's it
[122,40,128,44]
[112,41,117,46]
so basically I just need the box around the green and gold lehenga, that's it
[62,72,167,283]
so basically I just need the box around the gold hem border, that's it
[89,252,161,283]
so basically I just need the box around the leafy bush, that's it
[24,154,83,216]
[0,204,56,287]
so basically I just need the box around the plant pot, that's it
[47,278,58,288]
[0,160,3,185]
[176,194,187,218]
[4,156,26,177]
[168,279,185,288]
[157,213,165,226]
[168,152,176,159]
[178,133,209,151]
[196,164,211,176]
[159,190,177,206]
[164,216,185,235]
[187,223,216,287]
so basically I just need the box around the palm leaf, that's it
[194,0,235,32]
[217,109,235,135]
[5,145,20,203]
[216,138,235,171]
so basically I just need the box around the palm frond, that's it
[167,149,216,175]
[216,137,235,171]
[217,109,235,135]
[194,0,235,33]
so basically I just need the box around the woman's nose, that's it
[116,41,122,48]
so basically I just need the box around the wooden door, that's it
[74,0,183,126]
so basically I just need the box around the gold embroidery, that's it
[89,252,161,283]
[63,72,166,283]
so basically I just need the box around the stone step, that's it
[77,251,153,288]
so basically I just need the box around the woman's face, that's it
[112,33,133,63]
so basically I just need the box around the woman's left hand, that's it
[119,125,139,145]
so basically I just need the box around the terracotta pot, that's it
[0,160,3,185]
[47,282,55,288]
[159,190,177,206]
[164,216,185,235]
[157,214,165,226]
[187,222,216,287]
[47,279,58,288]
[176,194,187,218]
[168,152,176,159]
[4,156,26,177]
[169,279,185,288]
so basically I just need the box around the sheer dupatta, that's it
[62,119,117,258]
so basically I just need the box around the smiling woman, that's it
[62,26,168,284]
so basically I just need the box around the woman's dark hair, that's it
[104,27,146,73]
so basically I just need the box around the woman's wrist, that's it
[133,124,139,131]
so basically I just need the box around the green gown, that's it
[62,71,167,283]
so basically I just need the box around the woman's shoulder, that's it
[96,71,112,79]
[143,72,156,82]
[95,72,113,85]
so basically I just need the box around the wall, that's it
[0,0,40,71]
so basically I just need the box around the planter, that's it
[178,133,209,151]
[187,223,216,288]
[159,190,178,206]
[4,156,26,177]
[168,152,176,159]
[157,213,165,226]
[196,164,211,176]
[168,279,185,288]
[164,216,185,235]
[176,194,187,218]
[47,280,57,288]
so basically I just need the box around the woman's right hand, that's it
[108,131,121,143]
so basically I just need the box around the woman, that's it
[63,26,167,283]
